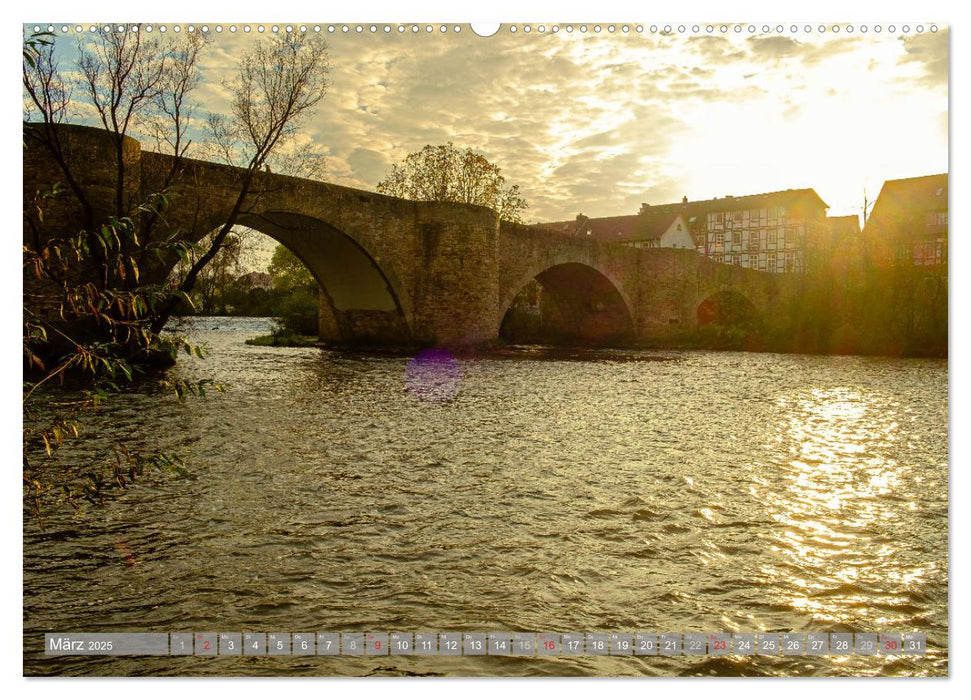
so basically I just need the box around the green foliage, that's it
[175,243,320,333]
[22,117,223,520]
[22,31,54,69]
[173,230,251,315]
[271,289,319,336]
[245,332,319,347]
[268,245,316,290]
[267,245,319,336]
[377,142,529,223]
[24,439,191,522]
[23,185,222,520]
[219,276,277,317]
[764,236,947,357]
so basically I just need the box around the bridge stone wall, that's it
[497,222,793,343]
[24,123,796,349]
[23,123,141,234]
[140,148,504,346]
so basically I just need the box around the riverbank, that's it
[178,313,947,359]
[245,333,322,348]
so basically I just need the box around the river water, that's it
[23,317,948,676]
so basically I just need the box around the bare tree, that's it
[265,138,329,180]
[143,32,207,164]
[77,29,168,217]
[25,28,208,285]
[199,131,328,180]
[23,32,94,226]
[151,31,331,332]
[25,28,331,340]
[23,31,221,519]
[22,34,71,126]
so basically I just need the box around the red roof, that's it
[536,187,829,241]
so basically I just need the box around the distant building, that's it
[864,174,948,268]
[538,187,838,273]
[806,214,864,279]
[535,211,695,250]
[635,189,829,273]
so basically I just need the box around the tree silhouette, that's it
[377,142,528,223]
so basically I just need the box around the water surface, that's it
[23,317,948,676]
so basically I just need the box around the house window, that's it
[784,251,795,271]
[715,254,724,263]
[768,252,777,271]
[914,242,942,266]
[758,254,766,270]
[731,255,741,266]
[714,212,725,224]
[715,232,724,246]
[785,229,795,247]
[733,231,742,246]
[768,229,777,245]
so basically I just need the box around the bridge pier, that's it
[408,206,501,348]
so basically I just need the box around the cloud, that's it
[687,35,746,62]
[899,29,949,87]
[747,34,862,66]
[42,27,948,225]
[747,36,803,60]
[347,148,391,184]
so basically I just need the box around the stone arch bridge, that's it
[24,124,793,348]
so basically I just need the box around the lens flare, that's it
[405,349,461,402]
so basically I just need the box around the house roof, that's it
[644,188,829,223]
[535,211,683,242]
[535,187,829,241]
[867,173,948,226]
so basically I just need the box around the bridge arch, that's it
[498,262,635,346]
[695,289,761,330]
[228,211,413,345]
[25,124,803,350]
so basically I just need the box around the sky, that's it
[38,23,948,227]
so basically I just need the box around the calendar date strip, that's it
[44,631,928,657]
